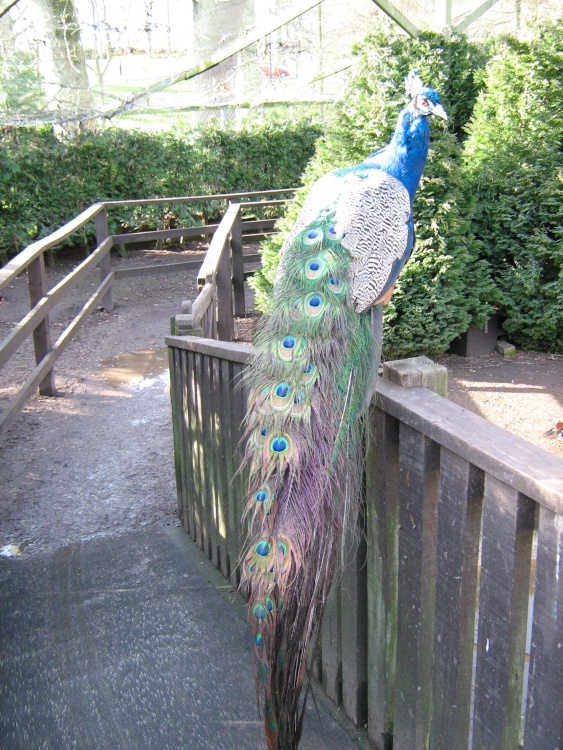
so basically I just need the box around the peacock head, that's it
[405,70,448,121]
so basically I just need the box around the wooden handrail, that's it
[0,188,295,437]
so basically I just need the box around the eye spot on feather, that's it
[253,603,267,620]
[269,434,291,456]
[305,293,325,317]
[318,207,335,218]
[290,389,307,418]
[277,335,306,362]
[255,540,271,557]
[325,225,344,241]
[255,633,263,647]
[271,382,293,410]
[290,298,302,320]
[265,596,274,612]
[301,362,317,385]
[303,229,322,246]
[305,258,326,280]
[327,276,344,294]
[278,541,287,556]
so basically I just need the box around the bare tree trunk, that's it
[36,0,93,128]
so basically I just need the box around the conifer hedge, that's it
[463,22,563,352]
[0,119,320,260]
[251,29,497,358]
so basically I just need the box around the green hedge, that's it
[463,23,563,352]
[0,119,321,258]
[251,29,497,358]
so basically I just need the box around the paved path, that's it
[0,522,362,750]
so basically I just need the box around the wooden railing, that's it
[0,188,293,437]
[165,333,563,750]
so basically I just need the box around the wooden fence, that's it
[165,333,563,750]
[0,188,293,438]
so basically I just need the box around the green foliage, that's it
[252,28,496,358]
[0,118,320,258]
[0,50,46,115]
[463,22,563,352]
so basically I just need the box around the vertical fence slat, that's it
[219,358,236,579]
[322,582,342,705]
[473,477,535,750]
[184,350,198,539]
[524,505,563,749]
[208,356,220,568]
[212,356,229,578]
[191,351,204,549]
[200,353,213,559]
[230,360,247,588]
[168,347,185,522]
[367,408,400,750]
[430,451,483,750]
[341,513,368,727]
[394,424,440,750]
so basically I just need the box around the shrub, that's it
[0,118,320,259]
[463,23,563,352]
[251,28,496,358]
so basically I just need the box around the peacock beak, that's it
[431,103,448,120]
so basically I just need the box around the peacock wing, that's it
[337,171,412,313]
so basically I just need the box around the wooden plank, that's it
[191,283,215,323]
[0,237,113,372]
[219,358,236,580]
[214,357,231,578]
[230,360,247,588]
[190,350,204,549]
[367,408,399,750]
[430,451,483,750]
[369,0,419,37]
[175,347,191,533]
[341,505,368,726]
[394,424,439,750]
[453,0,502,31]
[116,224,219,244]
[207,355,220,568]
[375,377,563,515]
[103,188,296,209]
[0,203,104,291]
[95,208,113,312]
[186,350,199,541]
[196,352,211,556]
[523,505,563,749]
[27,255,55,396]
[168,347,185,521]
[473,477,535,750]
[231,206,245,318]
[165,335,250,365]
[216,232,234,343]
[322,580,342,705]
[0,273,113,438]
[198,203,239,286]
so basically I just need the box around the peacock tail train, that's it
[239,71,447,750]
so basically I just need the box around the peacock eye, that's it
[420,96,428,107]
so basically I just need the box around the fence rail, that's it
[165,332,563,750]
[0,188,294,438]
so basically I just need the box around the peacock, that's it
[240,70,447,750]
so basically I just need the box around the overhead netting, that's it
[1,0,562,128]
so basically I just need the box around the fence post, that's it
[231,204,245,318]
[27,255,55,396]
[95,205,114,312]
[217,237,234,343]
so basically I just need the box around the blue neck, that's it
[363,105,430,203]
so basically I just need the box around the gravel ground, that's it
[0,246,561,555]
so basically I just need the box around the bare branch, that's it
[0,0,22,20]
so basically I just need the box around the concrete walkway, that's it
[0,523,362,750]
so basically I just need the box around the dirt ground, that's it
[0,246,561,555]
